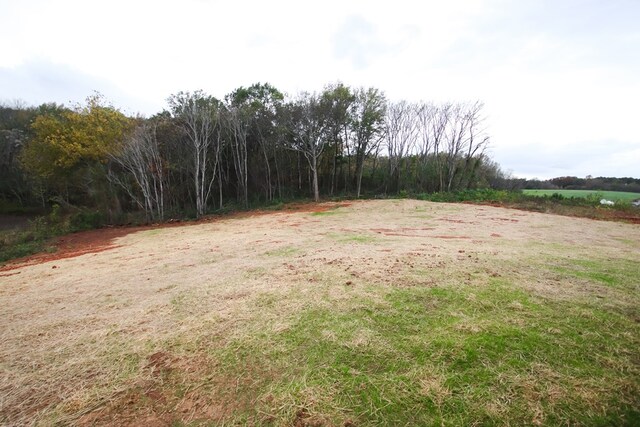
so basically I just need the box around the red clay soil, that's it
[0,202,351,272]
[0,226,146,272]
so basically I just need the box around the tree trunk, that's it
[297,152,302,191]
[194,148,202,217]
[355,154,364,198]
[312,156,320,202]
[218,162,223,209]
[262,146,272,201]
[273,144,282,200]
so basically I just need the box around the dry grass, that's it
[1,200,639,425]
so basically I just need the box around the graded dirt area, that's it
[1,200,639,425]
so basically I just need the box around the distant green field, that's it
[523,189,640,202]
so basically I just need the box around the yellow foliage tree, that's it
[22,93,132,180]
[22,93,133,203]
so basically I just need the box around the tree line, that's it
[517,176,640,193]
[0,83,503,222]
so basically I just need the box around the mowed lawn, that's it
[1,200,639,426]
[523,189,640,202]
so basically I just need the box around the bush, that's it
[69,210,106,230]
[416,189,525,203]
[0,205,109,263]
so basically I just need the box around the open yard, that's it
[1,200,639,426]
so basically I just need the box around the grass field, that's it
[523,189,640,202]
[1,200,639,425]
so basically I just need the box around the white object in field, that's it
[599,199,615,206]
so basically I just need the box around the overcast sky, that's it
[1,0,638,179]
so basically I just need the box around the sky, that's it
[1,0,638,179]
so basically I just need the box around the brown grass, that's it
[1,199,638,425]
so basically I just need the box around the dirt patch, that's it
[0,226,140,272]
[145,351,174,374]
[492,217,519,223]
[0,270,21,277]
[442,218,476,224]
[77,352,235,427]
[371,227,437,237]
[293,408,328,427]
[0,201,352,271]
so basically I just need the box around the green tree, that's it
[351,87,386,197]
[321,83,355,195]
[226,83,285,202]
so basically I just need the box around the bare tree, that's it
[109,123,165,221]
[385,101,420,192]
[416,102,435,164]
[457,101,490,189]
[167,91,222,217]
[442,101,489,191]
[224,105,250,208]
[443,103,468,192]
[423,103,452,192]
[415,102,448,190]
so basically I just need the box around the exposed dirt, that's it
[1,200,638,425]
[0,227,138,272]
[76,351,233,427]
[0,202,351,272]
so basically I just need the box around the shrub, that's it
[69,210,106,230]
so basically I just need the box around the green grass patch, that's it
[327,232,377,244]
[551,258,639,290]
[0,233,50,262]
[264,246,299,257]
[0,220,55,263]
[416,189,525,203]
[523,189,640,202]
[311,209,344,217]
[206,280,640,425]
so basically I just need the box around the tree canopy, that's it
[1,84,501,222]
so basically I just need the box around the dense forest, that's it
[1,83,507,223]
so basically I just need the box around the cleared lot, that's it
[1,200,639,425]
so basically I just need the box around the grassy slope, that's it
[523,189,640,201]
